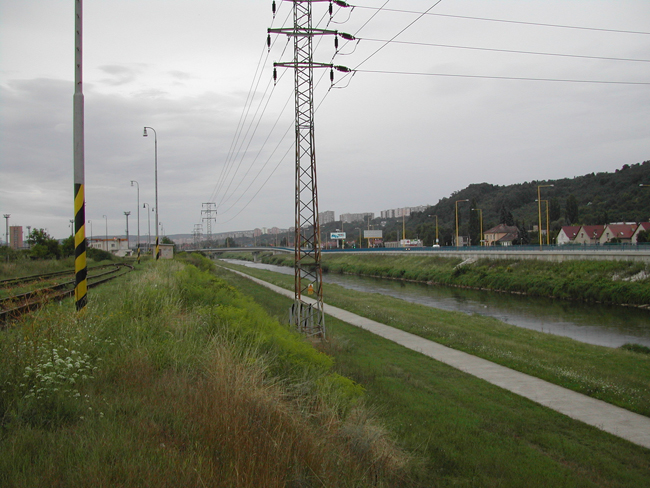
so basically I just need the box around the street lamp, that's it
[142,127,159,260]
[537,184,554,249]
[3,214,10,246]
[471,208,483,246]
[537,200,550,246]
[124,211,131,251]
[88,220,93,247]
[102,214,108,252]
[130,180,140,255]
[69,219,74,237]
[455,200,469,248]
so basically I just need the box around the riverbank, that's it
[216,259,650,418]
[249,252,650,307]
[214,262,650,487]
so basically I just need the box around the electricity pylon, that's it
[201,202,216,244]
[269,0,351,338]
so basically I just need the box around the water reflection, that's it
[220,259,650,348]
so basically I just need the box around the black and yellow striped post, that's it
[137,245,141,264]
[73,0,88,311]
[74,185,87,309]
[155,236,160,260]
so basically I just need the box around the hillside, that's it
[400,159,650,246]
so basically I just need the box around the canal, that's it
[221,259,650,348]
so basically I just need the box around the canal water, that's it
[220,259,650,348]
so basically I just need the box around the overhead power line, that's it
[358,38,650,63]
[350,5,650,35]
[353,68,650,85]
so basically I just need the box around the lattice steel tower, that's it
[269,0,350,337]
[201,202,216,243]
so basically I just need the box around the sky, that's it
[1,0,649,240]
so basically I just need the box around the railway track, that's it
[0,263,133,325]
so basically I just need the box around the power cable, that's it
[353,0,445,70]
[216,3,342,221]
[353,68,650,85]
[350,5,650,35]
[357,37,650,63]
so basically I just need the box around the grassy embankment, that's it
[0,255,407,487]
[214,263,650,487]
[216,258,650,418]
[253,252,650,306]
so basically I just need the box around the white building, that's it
[89,238,130,257]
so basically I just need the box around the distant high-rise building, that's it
[340,212,374,224]
[319,210,335,224]
[380,206,428,219]
[9,226,23,249]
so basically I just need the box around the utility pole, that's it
[201,202,216,245]
[124,211,131,252]
[3,214,10,246]
[73,0,87,311]
[269,0,352,338]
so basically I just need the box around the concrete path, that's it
[226,267,650,450]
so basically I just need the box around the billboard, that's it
[364,230,383,239]
[330,232,346,239]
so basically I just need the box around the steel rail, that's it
[0,264,133,326]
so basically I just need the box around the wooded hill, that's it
[397,160,650,246]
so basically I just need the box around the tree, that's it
[565,195,579,224]
[61,235,75,257]
[498,203,515,226]
[516,219,530,245]
[27,228,61,260]
[636,230,650,243]
[224,237,238,248]
[549,197,561,221]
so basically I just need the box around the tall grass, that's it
[0,258,407,487]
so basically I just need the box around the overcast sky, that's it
[1,0,649,240]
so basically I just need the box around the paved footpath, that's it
[227,268,650,450]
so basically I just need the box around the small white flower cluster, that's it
[19,338,99,402]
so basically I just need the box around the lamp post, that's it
[3,214,10,246]
[455,200,469,248]
[471,208,483,246]
[102,214,108,252]
[88,220,93,247]
[69,219,74,237]
[537,184,554,249]
[124,211,131,251]
[143,203,151,254]
[130,180,140,254]
[143,127,159,259]
[536,198,550,246]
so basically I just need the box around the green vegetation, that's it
[214,264,650,487]
[405,160,650,246]
[1,257,405,487]
[621,343,650,355]
[217,260,650,417]
[257,252,650,306]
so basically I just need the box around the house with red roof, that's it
[574,225,605,245]
[631,222,650,244]
[599,223,638,244]
[556,226,581,245]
